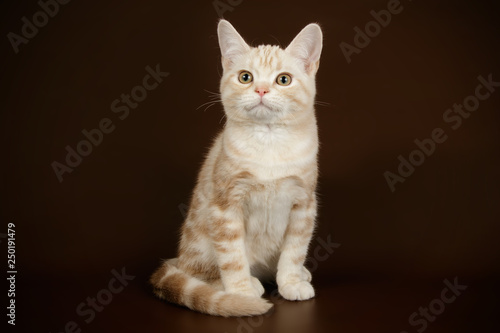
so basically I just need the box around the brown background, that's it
[1,0,499,332]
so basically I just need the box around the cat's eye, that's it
[238,71,253,84]
[276,73,292,86]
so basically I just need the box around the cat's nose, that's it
[255,88,269,97]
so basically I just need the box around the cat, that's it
[150,19,323,317]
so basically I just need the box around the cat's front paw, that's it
[279,281,315,301]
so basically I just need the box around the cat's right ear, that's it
[217,20,250,69]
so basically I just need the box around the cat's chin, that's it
[253,104,273,112]
[247,105,279,121]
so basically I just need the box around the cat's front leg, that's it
[211,206,264,298]
[209,172,264,298]
[276,192,317,301]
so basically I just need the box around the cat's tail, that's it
[150,258,273,317]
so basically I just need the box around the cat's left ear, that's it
[286,23,323,74]
[217,20,250,69]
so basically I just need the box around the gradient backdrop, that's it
[1,0,499,332]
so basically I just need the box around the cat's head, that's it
[217,20,323,124]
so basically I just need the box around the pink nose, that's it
[255,88,269,97]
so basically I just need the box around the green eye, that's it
[276,73,292,86]
[238,71,253,84]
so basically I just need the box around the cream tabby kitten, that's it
[151,19,323,316]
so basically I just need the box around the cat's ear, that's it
[217,20,250,68]
[286,23,323,74]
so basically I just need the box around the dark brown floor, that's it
[17,272,499,333]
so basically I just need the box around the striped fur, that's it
[151,20,323,316]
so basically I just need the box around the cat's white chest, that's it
[226,125,317,180]
[243,179,299,274]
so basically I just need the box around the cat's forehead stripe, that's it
[253,45,282,70]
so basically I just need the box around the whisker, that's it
[286,108,297,122]
[204,89,219,95]
[219,114,226,124]
[204,103,217,112]
[196,100,222,111]
[315,100,331,106]
[267,34,283,48]
[204,89,221,99]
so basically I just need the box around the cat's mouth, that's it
[257,101,270,108]
[248,99,275,113]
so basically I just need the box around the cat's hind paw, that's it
[228,277,265,298]
[250,276,265,297]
